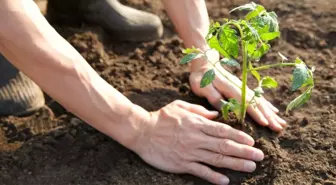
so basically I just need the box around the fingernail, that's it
[280,118,287,125]
[262,117,269,126]
[220,176,230,185]
[274,123,283,131]
[210,111,219,114]
[244,161,256,172]
[253,149,264,161]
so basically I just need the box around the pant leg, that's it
[0,54,45,116]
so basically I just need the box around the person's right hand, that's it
[131,100,264,185]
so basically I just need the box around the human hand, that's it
[131,100,264,185]
[188,50,287,132]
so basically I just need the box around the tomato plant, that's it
[180,2,315,123]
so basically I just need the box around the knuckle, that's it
[212,154,225,166]
[220,139,234,154]
[199,166,212,179]
[217,124,231,136]
[208,94,221,104]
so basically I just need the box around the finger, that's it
[174,100,219,119]
[186,162,230,185]
[274,114,287,127]
[194,149,258,173]
[200,119,254,146]
[262,98,279,113]
[257,103,283,131]
[247,105,269,127]
[203,85,225,110]
[199,137,264,161]
[200,138,264,161]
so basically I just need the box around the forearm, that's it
[0,0,148,150]
[162,0,210,70]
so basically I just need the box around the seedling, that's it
[180,2,315,124]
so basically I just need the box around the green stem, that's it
[240,41,248,123]
[246,95,256,108]
[248,63,296,71]
[229,22,248,124]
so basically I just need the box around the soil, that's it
[1,0,335,185]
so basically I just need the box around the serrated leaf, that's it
[286,87,313,113]
[261,76,278,88]
[180,53,202,64]
[207,36,230,58]
[218,25,239,58]
[200,69,215,88]
[230,2,257,13]
[260,31,280,41]
[245,5,265,20]
[268,12,279,32]
[240,20,260,41]
[249,11,279,35]
[249,61,261,82]
[182,47,201,54]
[220,58,240,66]
[251,43,270,60]
[291,63,309,91]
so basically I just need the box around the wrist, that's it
[111,103,151,153]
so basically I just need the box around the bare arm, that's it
[0,1,265,184]
[0,0,149,149]
[161,0,210,71]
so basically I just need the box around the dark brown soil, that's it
[1,0,335,184]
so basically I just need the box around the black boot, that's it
[0,55,45,116]
[47,0,163,42]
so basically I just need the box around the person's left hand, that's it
[188,50,287,132]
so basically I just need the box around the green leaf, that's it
[291,63,309,91]
[295,57,304,64]
[180,53,202,64]
[182,47,201,54]
[249,11,279,35]
[230,2,257,13]
[245,5,266,20]
[207,36,230,58]
[261,76,278,88]
[228,99,241,118]
[249,61,261,82]
[260,31,280,41]
[220,58,240,67]
[286,87,313,113]
[200,69,216,88]
[251,43,270,60]
[221,100,231,120]
[218,25,239,58]
[268,12,279,32]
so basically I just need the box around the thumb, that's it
[175,101,218,119]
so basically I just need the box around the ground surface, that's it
[0,0,335,184]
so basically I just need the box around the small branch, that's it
[248,62,296,71]
[204,56,242,90]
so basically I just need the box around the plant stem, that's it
[230,22,248,124]
[248,62,296,71]
[246,95,256,108]
[240,40,248,123]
